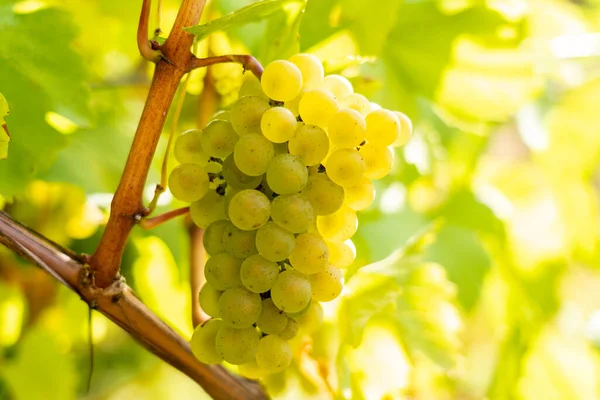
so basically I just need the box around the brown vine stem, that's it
[139,207,190,230]
[90,0,206,288]
[188,54,264,80]
[0,211,267,400]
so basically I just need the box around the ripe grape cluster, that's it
[169,54,412,378]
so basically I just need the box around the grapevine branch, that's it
[188,54,264,79]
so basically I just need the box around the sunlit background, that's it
[1,0,600,398]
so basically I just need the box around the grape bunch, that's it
[169,54,412,378]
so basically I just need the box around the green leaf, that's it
[0,4,90,197]
[185,0,306,41]
[258,1,304,63]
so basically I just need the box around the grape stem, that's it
[188,54,264,80]
[138,0,163,63]
[139,207,190,230]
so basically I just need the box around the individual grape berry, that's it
[234,133,274,176]
[228,189,271,230]
[222,222,258,259]
[219,286,262,328]
[261,60,303,101]
[271,194,314,234]
[200,119,238,158]
[288,233,329,275]
[168,163,209,202]
[190,319,223,364]
[392,111,412,147]
[261,107,297,143]
[190,191,226,228]
[255,335,292,373]
[256,298,288,334]
[295,302,323,334]
[255,221,296,262]
[289,54,324,89]
[213,110,231,121]
[365,109,400,147]
[221,154,263,190]
[341,93,371,116]
[359,143,393,180]
[230,96,271,135]
[203,220,229,256]
[240,254,279,293]
[344,177,376,210]
[288,124,329,166]
[266,154,308,194]
[326,239,356,268]
[215,325,260,365]
[271,269,312,313]
[204,253,243,290]
[239,75,266,98]
[322,74,353,100]
[327,108,366,149]
[279,318,299,340]
[284,91,303,117]
[302,173,345,216]
[309,265,343,302]
[316,206,358,241]
[174,129,209,165]
[198,283,223,317]
[325,148,366,187]
[298,89,338,128]
[238,359,270,380]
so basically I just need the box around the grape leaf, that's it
[185,0,306,41]
[0,3,90,197]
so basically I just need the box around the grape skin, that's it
[344,177,376,210]
[261,60,303,102]
[322,74,353,100]
[221,154,263,190]
[233,133,274,176]
[240,254,279,293]
[309,265,343,302]
[219,286,262,328]
[215,325,260,365]
[271,194,314,234]
[190,191,226,228]
[174,129,209,165]
[298,89,338,128]
[289,53,324,90]
[326,240,356,268]
[202,220,229,256]
[359,143,393,180]
[199,283,223,317]
[255,221,296,262]
[279,318,299,340]
[316,206,358,241]
[288,233,329,275]
[266,154,308,195]
[256,298,288,335]
[261,107,298,143]
[288,124,329,166]
[222,222,258,259]
[190,319,223,364]
[168,163,209,202]
[230,96,271,135]
[228,189,271,230]
[327,108,366,149]
[325,148,366,187]
[271,269,312,313]
[255,335,292,372]
[365,109,400,147]
[200,119,238,158]
[204,253,242,290]
[302,173,345,216]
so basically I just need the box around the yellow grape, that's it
[365,109,400,146]
[341,93,371,116]
[228,189,271,230]
[190,191,226,228]
[344,177,375,210]
[298,89,338,128]
[301,173,344,215]
[359,143,393,180]
[239,75,266,98]
[327,108,366,148]
[190,319,223,364]
[168,163,209,202]
[261,60,303,102]
[392,111,413,147]
[322,74,353,100]
[288,123,329,166]
[255,335,292,372]
[316,206,358,241]
[284,91,304,116]
[325,148,366,187]
[266,154,308,195]
[326,240,356,268]
[309,265,343,302]
[288,233,329,274]
[230,96,271,135]
[233,133,274,176]
[174,129,209,166]
[200,119,238,159]
[261,107,297,143]
[289,53,324,89]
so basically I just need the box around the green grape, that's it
[288,124,329,166]
[240,254,280,293]
[204,253,242,290]
[221,154,263,190]
[212,110,230,121]
[340,93,371,116]
[344,177,375,210]
[325,148,366,187]
[326,239,356,268]
[199,283,223,317]
[255,221,295,262]
[190,319,223,364]
[309,265,343,302]
[271,194,314,234]
[298,89,338,128]
[239,75,266,98]
[279,318,299,340]
[284,91,304,117]
[266,154,308,195]
[255,335,292,372]
[238,359,270,380]
[316,206,358,241]
[190,191,226,228]
[271,270,312,313]
[230,96,271,135]
[322,74,353,100]
[261,60,303,102]
[215,325,260,365]
[327,108,366,149]
[256,298,288,334]
[295,302,323,334]
[359,143,393,180]
[168,163,209,202]
[234,133,274,176]
[219,286,262,328]
[174,129,209,165]
[228,189,271,230]
[392,111,412,147]
[261,107,298,143]
[288,233,329,275]
[200,119,238,158]
[222,222,258,259]
[365,109,400,147]
[289,53,324,90]
[302,173,345,216]
[203,220,229,256]
[205,160,223,174]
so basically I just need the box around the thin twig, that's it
[188,54,264,80]
[138,0,162,62]
[139,207,190,230]
[86,307,94,394]
[154,0,162,39]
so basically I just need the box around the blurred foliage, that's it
[1,0,600,399]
